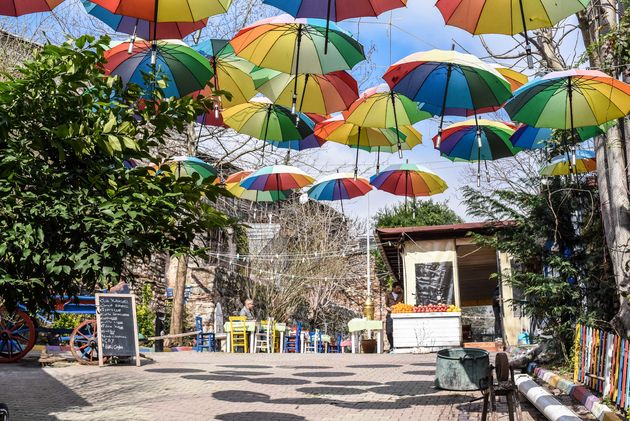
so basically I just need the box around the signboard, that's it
[95,293,140,367]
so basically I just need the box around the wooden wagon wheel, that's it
[70,319,107,365]
[495,352,511,382]
[0,306,37,363]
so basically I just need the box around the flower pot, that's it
[361,339,377,354]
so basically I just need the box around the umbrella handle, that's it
[292,25,303,114]
[324,0,332,55]
[518,0,534,69]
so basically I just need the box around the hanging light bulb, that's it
[526,44,533,69]
[436,128,442,148]
[291,94,297,114]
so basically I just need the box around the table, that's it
[223,321,286,353]
[347,318,384,354]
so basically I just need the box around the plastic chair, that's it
[229,316,248,353]
[195,316,216,352]
[304,329,322,353]
[284,323,302,353]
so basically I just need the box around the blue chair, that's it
[195,316,216,352]
[328,334,343,353]
[284,323,302,353]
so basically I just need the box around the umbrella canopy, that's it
[356,126,422,153]
[221,98,319,145]
[540,149,596,176]
[240,165,315,191]
[164,156,218,182]
[262,0,406,21]
[230,15,365,74]
[383,50,512,118]
[81,0,207,39]
[90,0,231,22]
[503,69,630,130]
[435,119,519,161]
[225,170,290,202]
[103,40,214,98]
[251,68,359,115]
[192,41,257,108]
[370,163,448,198]
[436,0,589,67]
[1,0,63,16]
[510,123,609,149]
[490,64,528,92]
[196,108,228,128]
[308,172,372,201]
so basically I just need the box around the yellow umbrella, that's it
[490,64,528,92]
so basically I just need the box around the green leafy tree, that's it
[463,176,617,362]
[0,35,232,311]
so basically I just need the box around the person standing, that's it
[385,283,404,352]
[239,298,256,321]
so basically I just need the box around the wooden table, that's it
[347,318,384,354]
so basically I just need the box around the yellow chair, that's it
[229,316,248,353]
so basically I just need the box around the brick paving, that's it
[1,352,552,420]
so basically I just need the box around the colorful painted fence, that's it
[574,324,630,412]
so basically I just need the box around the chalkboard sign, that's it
[95,293,140,367]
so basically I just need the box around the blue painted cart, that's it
[0,295,104,365]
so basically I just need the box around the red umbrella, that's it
[0,0,63,16]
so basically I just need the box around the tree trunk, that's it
[166,255,189,347]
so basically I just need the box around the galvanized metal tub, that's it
[434,348,490,391]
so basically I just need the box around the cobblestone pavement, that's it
[1,352,553,420]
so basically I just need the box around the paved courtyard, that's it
[1,352,550,420]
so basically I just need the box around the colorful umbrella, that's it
[435,119,518,185]
[307,172,372,214]
[262,0,406,52]
[81,0,206,41]
[540,150,596,176]
[192,41,257,109]
[221,98,321,158]
[355,125,422,172]
[230,14,365,112]
[1,0,63,15]
[240,165,315,191]
[510,124,610,150]
[315,114,414,176]
[490,64,528,92]
[225,170,290,202]
[370,163,448,204]
[164,156,218,183]
[91,0,231,22]
[504,70,630,130]
[383,49,512,145]
[103,40,213,98]
[251,68,359,115]
[343,84,431,156]
[436,0,589,67]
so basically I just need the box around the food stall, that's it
[391,303,462,352]
[377,222,530,352]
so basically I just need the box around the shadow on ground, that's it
[346,364,402,369]
[293,371,355,378]
[215,411,306,421]
[144,368,205,374]
[248,377,311,385]
[217,365,273,369]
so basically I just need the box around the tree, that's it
[0,35,232,311]
[374,200,463,228]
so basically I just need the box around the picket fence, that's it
[574,323,630,411]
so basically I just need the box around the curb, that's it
[527,363,623,421]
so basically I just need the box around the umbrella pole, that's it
[474,111,482,186]
[338,179,345,216]
[325,0,332,54]
[390,91,403,158]
[354,126,361,180]
[196,124,204,153]
[261,105,272,162]
[295,74,309,126]
[376,147,381,175]
[151,0,159,66]
[568,77,577,176]
[212,60,220,118]
[518,0,534,69]
[292,25,303,114]
[404,171,408,210]
[436,62,453,148]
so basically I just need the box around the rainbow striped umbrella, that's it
[370,163,448,204]
[225,170,290,202]
[490,64,528,92]
[81,0,207,40]
[383,50,512,145]
[164,156,218,183]
[240,165,315,191]
[510,124,610,150]
[251,68,358,115]
[0,0,62,16]
[230,15,364,112]
[436,0,589,67]
[103,40,213,98]
[435,119,518,185]
[91,0,231,22]
[540,150,596,176]
[307,172,372,214]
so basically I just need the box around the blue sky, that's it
[0,0,585,222]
